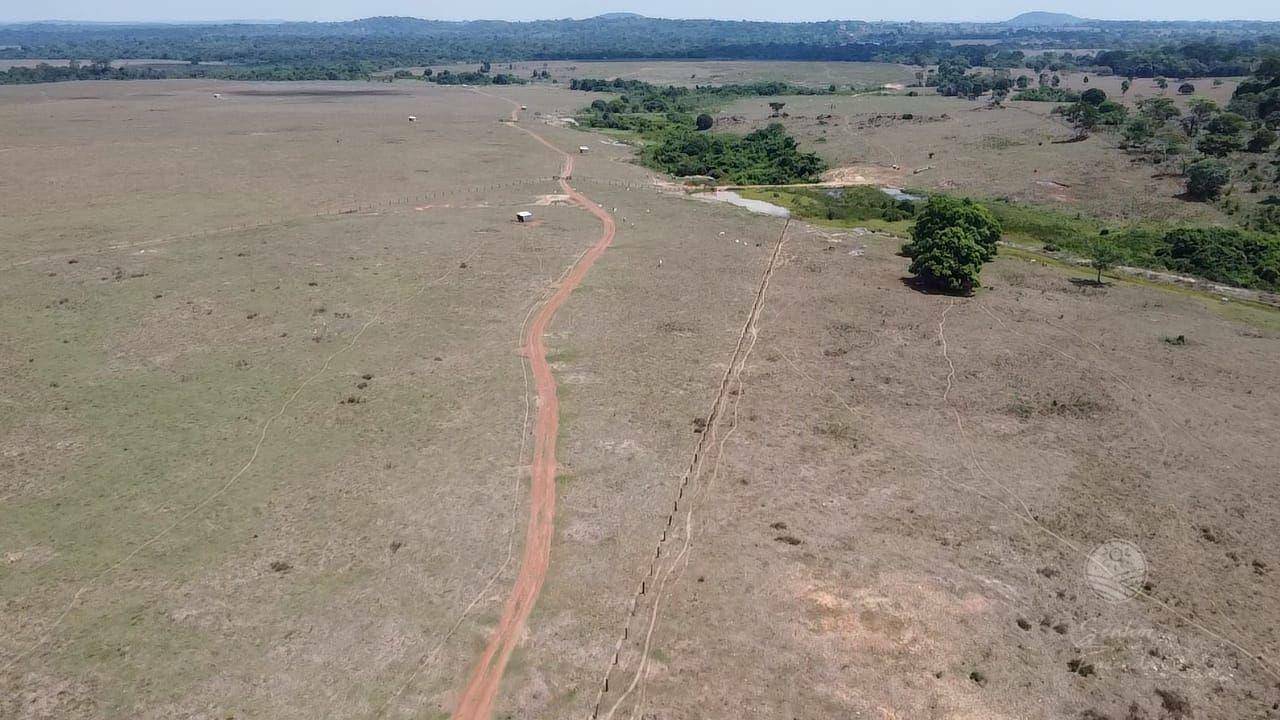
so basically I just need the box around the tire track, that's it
[448,89,617,720]
[588,219,791,720]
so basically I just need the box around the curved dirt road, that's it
[451,91,617,720]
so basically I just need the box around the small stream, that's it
[702,190,791,217]
[703,186,924,218]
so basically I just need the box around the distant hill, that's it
[1005,11,1089,26]
[593,12,645,20]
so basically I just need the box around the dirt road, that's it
[450,91,617,720]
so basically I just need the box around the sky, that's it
[4,0,1279,23]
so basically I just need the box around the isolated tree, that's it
[1155,76,1169,90]
[1178,82,1196,95]
[1087,237,1124,284]
[695,113,714,131]
[1186,158,1231,200]
[1081,88,1107,106]
[903,195,1002,261]
[768,101,786,116]
[1121,78,1131,94]
[1015,75,1029,89]
[907,226,989,293]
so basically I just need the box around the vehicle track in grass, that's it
[450,89,617,720]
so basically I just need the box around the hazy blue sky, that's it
[5,0,1280,23]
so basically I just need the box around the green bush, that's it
[1011,87,1079,102]
[1185,158,1231,199]
[641,124,825,185]
[1081,88,1107,106]
[1156,227,1280,290]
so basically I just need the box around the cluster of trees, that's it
[4,17,1279,85]
[902,197,1002,293]
[1156,227,1280,288]
[1093,46,1253,78]
[1042,58,1280,216]
[928,59,1009,99]
[1012,86,1079,102]
[420,67,526,85]
[568,77,826,184]
[1080,225,1280,290]
[1056,88,1129,137]
[0,59,380,84]
[641,124,825,185]
[571,77,833,132]
[1228,55,1280,125]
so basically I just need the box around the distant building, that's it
[408,115,417,122]
[578,146,590,154]
[516,211,533,223]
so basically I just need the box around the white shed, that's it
[516,211,534,223]
[408,115,418,122]
[578,146,590,154]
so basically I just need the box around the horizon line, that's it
[4,13,1280,25]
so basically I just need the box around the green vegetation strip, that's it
[570,78,833,185]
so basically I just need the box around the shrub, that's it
[1185,159,1231,199]
[1156,227,1280,289]
[1246,127,1277,152]
[1178,82,1196,95]
[1197,133,1243,156]
[1081,87,1107,106]
[695,113,713,131]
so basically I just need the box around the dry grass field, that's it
[2,76,1279,720]
[715,90,1236,224]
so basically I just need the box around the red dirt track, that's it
[451,91,617,720]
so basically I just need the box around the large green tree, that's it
[903,197,1002,293]
[907,226,989,293]
[903,196,1002,261]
